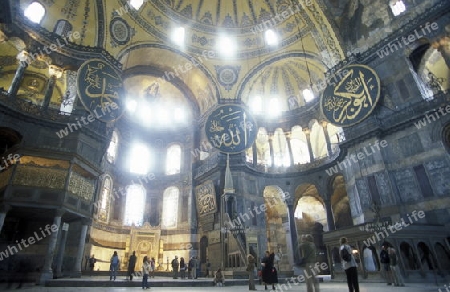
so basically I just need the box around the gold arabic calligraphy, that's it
[83,62,121,112]
[323,68,377,124]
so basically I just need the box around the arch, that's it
[293,184,328,231]
[255,127,271,167]
[417,241,437,271]
[330,175,352,228]
[117,43,220,115]
[262,186,289,268]
[400,241,419,270]
[434,242,450,270]
[362,245,379,272]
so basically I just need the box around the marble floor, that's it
[1,282,446,292]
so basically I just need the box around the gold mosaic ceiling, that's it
[5,0,345,115]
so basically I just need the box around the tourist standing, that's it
[246,254,256,290]
[339,237,359,292]
[180,257,186,279]
[150,257,156,278]
[261,251,278,290]
[128,251,137,280]
[171,256,179,279]
[110,251,120,281]
[388,246,405,286]
[88,254,96,275]
[193,256,198,279]
[206,258,211,278]
[380,244,393,285]
[300,234,320,292]
[142,256,150,289]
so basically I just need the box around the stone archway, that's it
[262,186,290,270]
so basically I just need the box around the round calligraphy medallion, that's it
[76,59,124,122]
[320,64,380,127]
[205,104,257,153]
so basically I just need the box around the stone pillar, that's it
[8,51,29,98]
[268,132,274,167]
[72,218,90,277]
[42,65,63,109]
[252,143,257,167]
[285,132,294,166]
[324,199,336,231]
[303,128,314,162]
[286,202,299,263]
[322,121,333,157]
[0,204,11,233]
[39,209,64,285]
[55,222,69,277]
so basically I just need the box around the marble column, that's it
[8,51,29,98]
[55,222,69,277]
[42,65,63,109]
[286,202,299,263]
[72,218,90,277]
[303,128,314,163]
[39,209,64,285]
[268,132,274,167]
[0,204,11,234]
[322,121,333,157]
[285,132,294,166]
[252,143,257,167]
[324,199,336,231]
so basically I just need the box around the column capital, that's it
[321,121,328,129]
[302,127,311,135]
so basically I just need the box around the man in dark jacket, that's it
[380,244,393,285]
[128,251,137,280]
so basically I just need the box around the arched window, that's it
[106,130,119,164]
[166,144,181,175]
[273,128,290,167]
[291,126,310,164]
[24,2,46,24]
[97,175,112,222]
[123,185,146,226]
[53,19,72,37]
[162,187,179,228]
[129,143,151,175]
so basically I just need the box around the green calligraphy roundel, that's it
[320,64,380,127]
[76,59,125,122]
[205,105,257,153]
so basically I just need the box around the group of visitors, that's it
[87,251,155,289]
[85,237,406,291]
[171,255,202,279]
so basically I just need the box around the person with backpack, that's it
[171,256,179,279]
[388,246,405,286]
[110,251,120,281]
[339,237,359,292]
[380,244,393,286]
